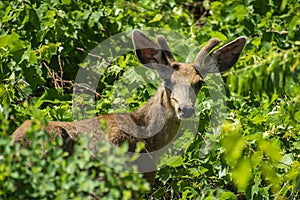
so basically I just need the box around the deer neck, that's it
[131,83,181,150]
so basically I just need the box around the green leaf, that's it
[251,114,266,124]
[61,0,71,5]
[22,65,46,90]
[21,48,38,64]
[39,43,59,63]
[232,159,252,192]
[149,14,162,23]
[294,110,300,122]
[259,140,282,163]
[209,31,227,41]
[251,174,261,199]
[0,83,14,106]
[219,191,237,200]
[233,5,248,22]
[165,156,182,167]
[0,33,19,48]
[252,37,261,48]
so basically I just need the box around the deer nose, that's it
[178,107,195,118]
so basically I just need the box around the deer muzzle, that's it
[178,106,195,118]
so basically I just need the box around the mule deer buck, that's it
[12,30,246,184]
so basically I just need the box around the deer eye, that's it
[171,63,179,70]
[193,80,203,91]
[197,80,203,88]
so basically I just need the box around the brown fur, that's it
[12,30,246,185]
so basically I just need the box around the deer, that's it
[12,30,246,185]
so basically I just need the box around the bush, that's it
[1,0,300,199]
[0,110,150,199]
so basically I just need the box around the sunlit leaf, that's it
[165,156,182,167]
[232,159,252,191]
[149,14,163,23]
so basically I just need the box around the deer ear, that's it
[156,35,175,63]
[210,36,247,72]
[194,36,246,77]
[132,30,168,67]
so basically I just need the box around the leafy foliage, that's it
[0,113,149,199]
[1,0,300,199]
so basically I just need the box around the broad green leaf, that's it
[29,51,38,64]
[209,31,227,41]
[165,156,182,167]
[0,33,25,52]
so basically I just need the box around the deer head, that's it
[132,30,246,119]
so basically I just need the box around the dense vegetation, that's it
[0,0,299,199]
